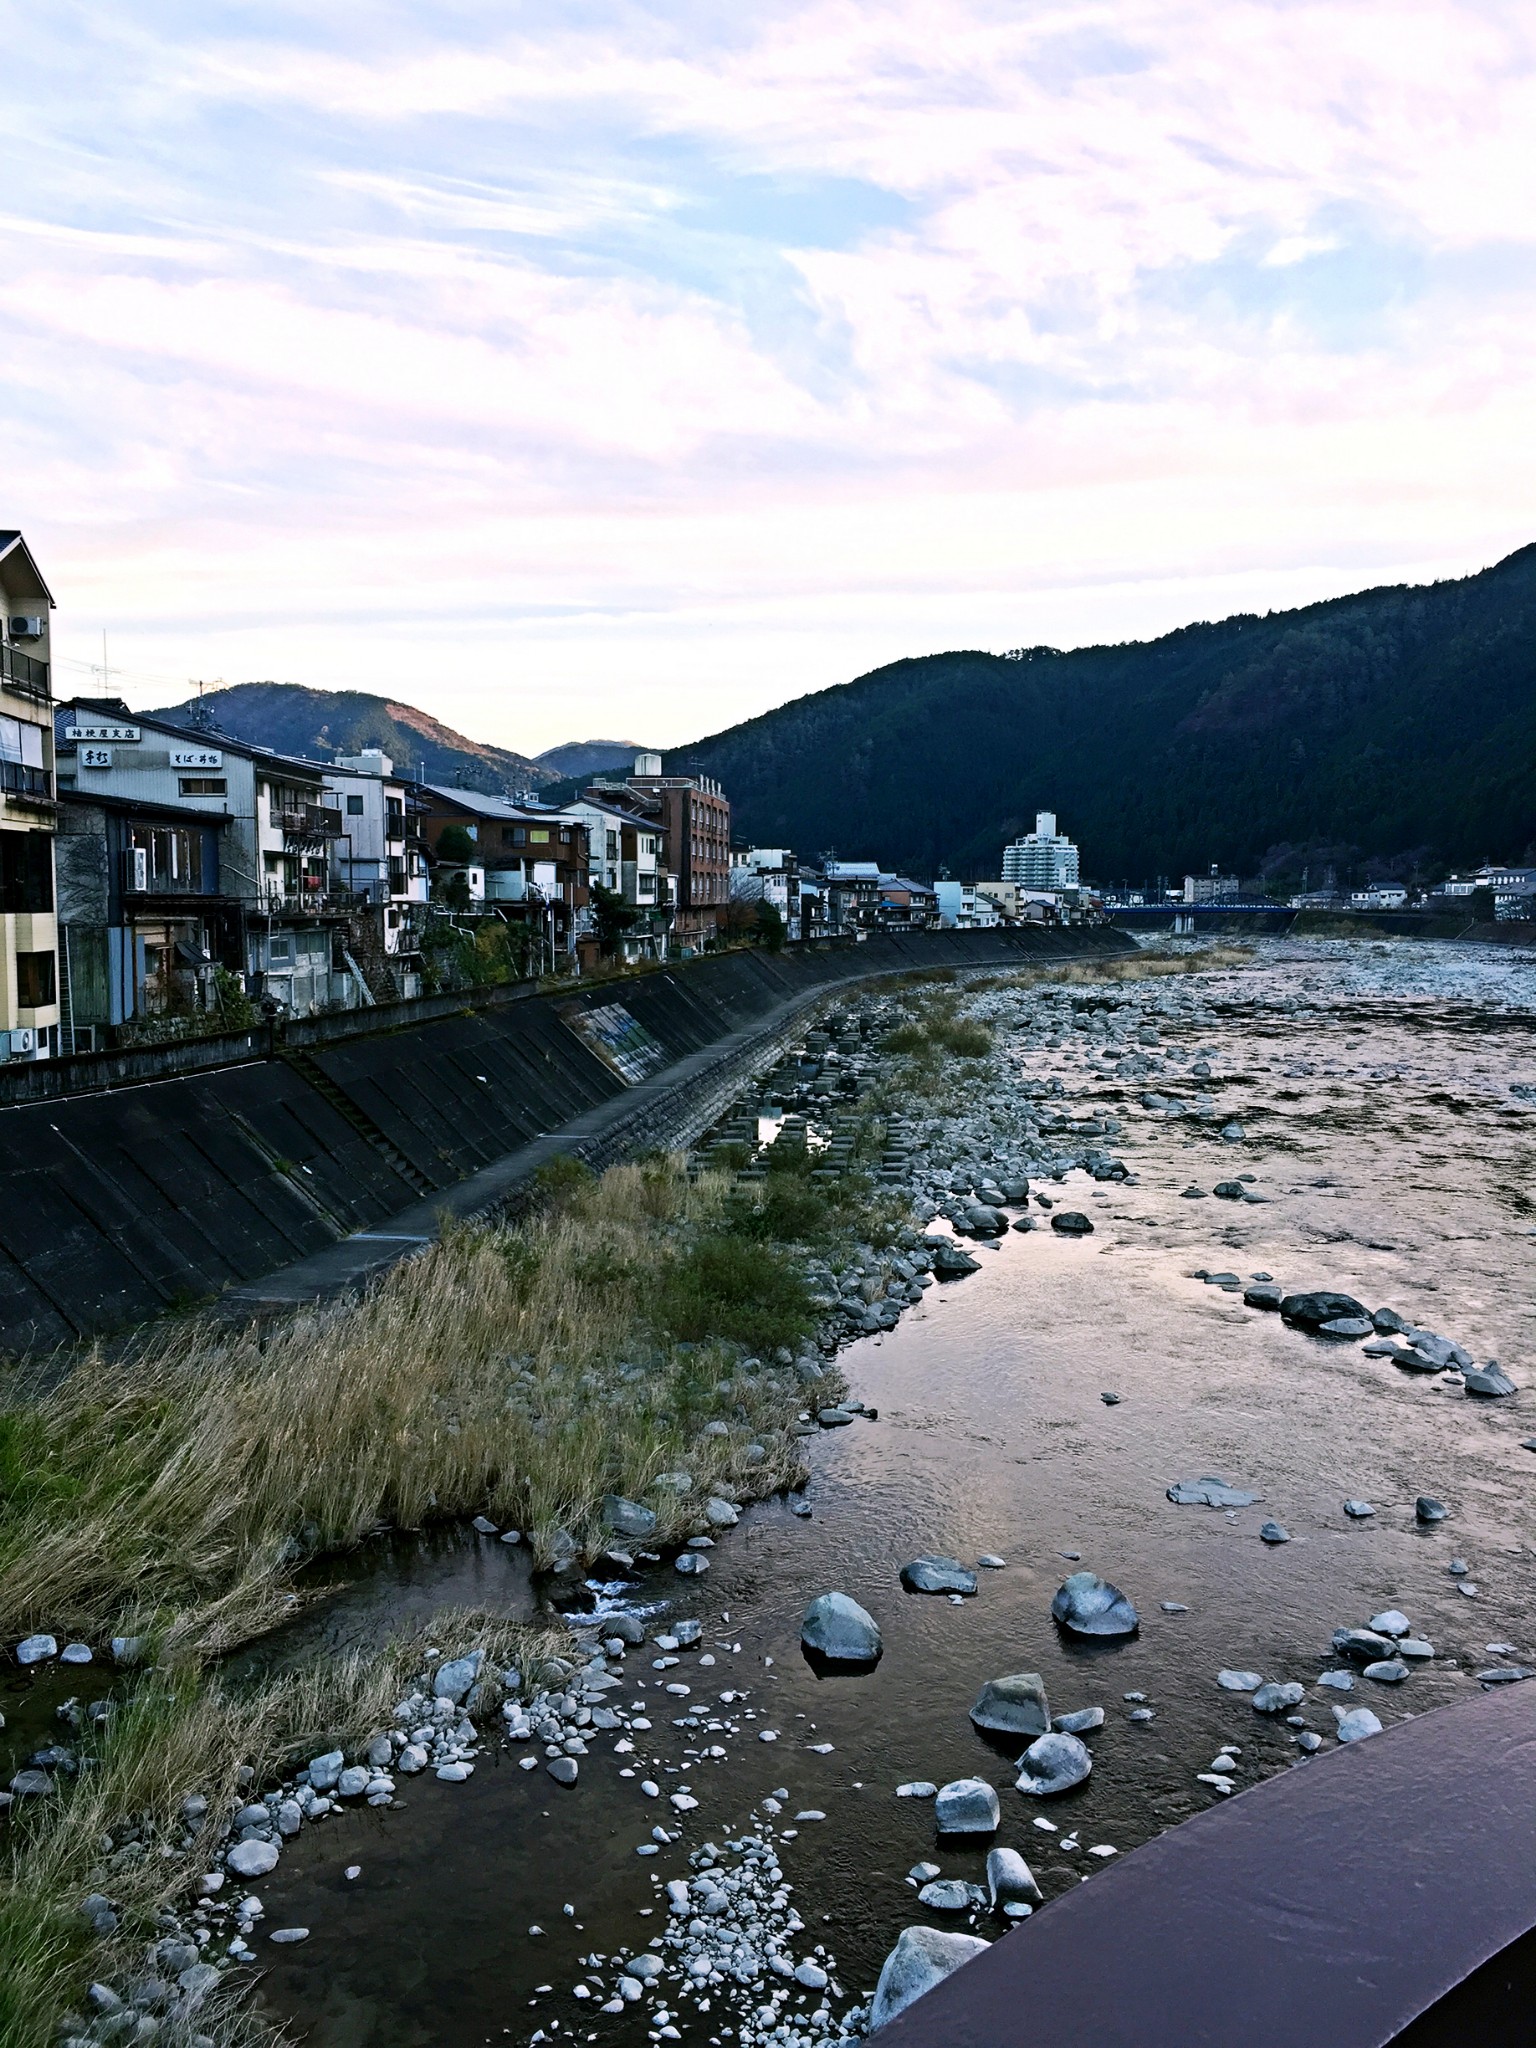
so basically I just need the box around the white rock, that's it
[869,1926,990,2031]
[226,1840,280,1879]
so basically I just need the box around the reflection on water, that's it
[252,942,1536,2045]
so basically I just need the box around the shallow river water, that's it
[248,939,1536,2047]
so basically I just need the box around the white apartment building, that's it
[1002,812,1080,891]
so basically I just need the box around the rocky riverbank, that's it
[10,938,1536,2048]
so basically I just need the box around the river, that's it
[242,937,1536,2046]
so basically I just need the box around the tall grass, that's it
[0,1157,831,1650]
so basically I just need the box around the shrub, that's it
[654,1237,815,1353]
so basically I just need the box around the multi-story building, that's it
[561,792,670,957]
[729,846,799,934]
[54,790,237,1046]
[1002,812,1080,891]
[324,749,430,996]
[1182,868,1240,904]
[821,860,884,932]
[934,879,1000,928]
[414,785,590,963]
[0,532,60,1059]
[54,700,358,1018]
[589,753,730,949]
[875,875,939,929]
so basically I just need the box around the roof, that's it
[59,787,231,827]
[55,699,328,781]
[0,532,56,608]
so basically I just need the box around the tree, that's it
[591,882,640,956]
[436,823,476,864]
[756,900,786,952]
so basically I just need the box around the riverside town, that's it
[3,22,1536,2041]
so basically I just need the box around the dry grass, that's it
[0,1156,821,1656]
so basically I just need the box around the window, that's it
[346,794,364,815]
[129,825,203,891]
[0,717,45,768]
[0,831,53,913]
[268,936,293,963]
[511,826,527,846]
[530,829,549,844]
[16,950,56,1008]
[179,777,226,796]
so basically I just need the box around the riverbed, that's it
[250,938,1536,2046]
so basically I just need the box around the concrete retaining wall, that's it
[0,925,1130,1356]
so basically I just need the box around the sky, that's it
[4,1,1535,756]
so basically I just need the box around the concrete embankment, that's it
[0,925,1131,1355]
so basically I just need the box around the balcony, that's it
[0,643,49,704]
[0,759,53,804]
[278,804,343,844]
[259,888,361,918]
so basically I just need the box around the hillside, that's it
[154,683,551,794]
[671,546,1536,881]
[534,739,645,779]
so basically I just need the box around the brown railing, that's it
[0,642,49,702]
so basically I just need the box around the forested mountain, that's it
[534,739,645,779]
[153,682,551,794]
[671,545,1536,881]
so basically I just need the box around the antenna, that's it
[90,629,121,699]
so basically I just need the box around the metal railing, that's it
[0,643,50,702]
[0,759,52,801]
[278,805,343,840]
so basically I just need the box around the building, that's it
[934,880,1000,929]
[324,749,430,996]
[414,786,591,964]
[729,846,799,935]
[821,860,884,932]
[1002,812,1080,891]
[55,790,236,1046]
[1183,868,1240,904]
[875,876,939,929]
[54,699,361,1018]
[589,753,730,949]
[0,533,60,1059]
[561,793,671,957]
[1349,885,1410,911]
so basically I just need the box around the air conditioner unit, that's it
[8,1027,35,1056]
[123,847,149,892]
[8,616,44,641]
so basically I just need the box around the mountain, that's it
[534,739,646,780]
[669,545,1536,882]
[152,683,552,794]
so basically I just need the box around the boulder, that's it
[1051,1571,1139,1637]
[1167,1476,1262,1508]
[1052,1706,1105,1734]
[1415,1497,1448,1524]
[1252,1681,1305,1713]
[1014,1732,1093,1797]
[868,1927,990,2032]
[1050,1212,1094,1235]
[603,1497,658,1539]
[1333,1628,1395,1662]
[985,1846,1042,1909]
[1333,1706,1383,1743]
[1243,1283,1283,1309]
[432,1650,483,1704]
[969,1673,1050,1740]
[801,1592,882,1665]
[1279,1292,1370,1329]
[934,1778,1001,1834]
[226,1839,280,1879]
[1464,1363,1517,1397]
[1318,1318,1375,1339]
[15,1634,57,1666]
[901,1556,979,1597]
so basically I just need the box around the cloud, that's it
[2,0,1534,750]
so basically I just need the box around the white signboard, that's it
[80,746,113,769]
[65,722,140,743]
[171,748,223,769]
